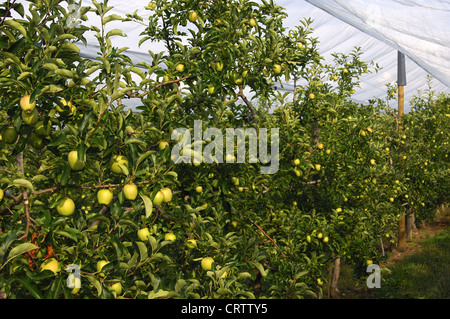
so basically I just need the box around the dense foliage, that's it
[0,0,448,299]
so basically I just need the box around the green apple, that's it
[137,227,151,241]
[153,190,165,206]
[306,235,311,243]
[176,63,185,72]
[35,120,51,136]
[273,64,282,74]
[20,95,36,113]
[249,18,257,27]
[366,260,373,266]
[208,85,215,94]
[294,158,300,166]
[29,133,44,149]
[68,150,85,171]
[201,257,214,271]
[370,159,376,165]
[315,164,321,171]
[159,141,169,150]
[164,232,176,241]
[109,282,122,295]
[2,127,18,144]
[323,236,329,243]
[97,189,113,205]
[195,186,203,194]
[97,260,109,277]
[40,258,60,274]
[231,220,238,228]
[161,187,172,203]
[231,177,239,186]
[57,197,75,216]
[123,183,138,200]
[188,11,198,22]
[111,155,128,174]
[22,109,39,125]
[186,239,197,249]
[308,93,315,100]
[0,188,3,202]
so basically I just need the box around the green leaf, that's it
[16,278,44,299]
[250,261,269,277]
[136,241,148,263]
[175,279,186,292]
[148,289,169,299]
[41,63,59,71]
[2,243,39,269]
[12,179,34,192]
[54,69,74,78]
[3,19,27,38]
[135,150,154,170]
[103,14,122,24]
[106,29,125,38]
[140,194,153,218]
[60,42,80,54]
[17,71,33,81]
[55,228,82,241]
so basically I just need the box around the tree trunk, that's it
[397,216,406,248]
[406,212,415,239]
[330,258,341,299]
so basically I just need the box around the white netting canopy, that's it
[68,1,450,111]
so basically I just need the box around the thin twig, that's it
[245,216,287,258]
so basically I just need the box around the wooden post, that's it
[397,51,406,248]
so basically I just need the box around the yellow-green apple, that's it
[109,282,122,295]
[176,63,185,72]
[22,109,38,125]
[137,228,151,241]
[57,197,75,216]
[201,257,214,271]
[273,64,282,74]
[68,150,85,171]
[188,11,198,22]
[153,190,165,206]
[161,187,172,202]
[111,155,128,174]
[97,189,113,205]
[186,239,197,249]
[97,260,109,277]
[123,183,138,200]
[20,95,36,113]
[164,232,176,241]
[159,141,169,150]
